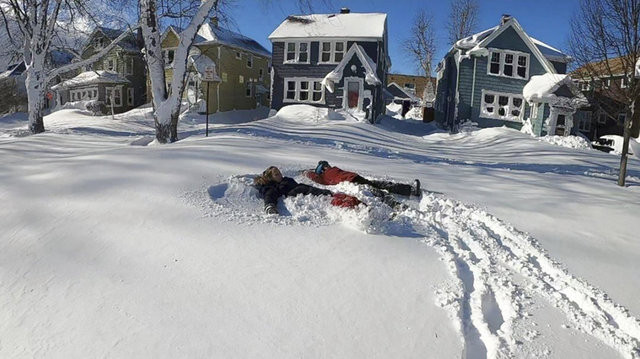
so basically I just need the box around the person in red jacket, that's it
[304,161,421,197]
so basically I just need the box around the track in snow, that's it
[409,193,640,359]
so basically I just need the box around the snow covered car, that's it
[592,136,615,153]
[592,135,636,155]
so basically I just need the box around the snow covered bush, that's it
[539,135,592,150]
[85,100,104,116]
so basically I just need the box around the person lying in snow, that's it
[254,166,361,215]
[303,161,421,197]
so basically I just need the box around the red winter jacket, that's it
[304,166,358,185]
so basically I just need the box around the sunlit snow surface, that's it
[1,105,640,358]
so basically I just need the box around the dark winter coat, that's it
[256,177,332,209]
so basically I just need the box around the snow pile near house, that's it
[539,135,592,150]
[386,103,402,116]
[272,104,344,123]
[454,26,498,50]
[376,115,440,137]
[630,137,640,159]
[181,106,269,125]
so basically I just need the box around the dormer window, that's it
[487,49,529,80]
[284,41,310,64]
[105,58,116,71]
[319,41,346,64]
[164,49,175,67]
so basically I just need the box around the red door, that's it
[347,81,359,109]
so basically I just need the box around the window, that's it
[236,52,241,59]
[581,81,591,91]
[283,78,324,104]
[621,77,628,88]
[259,68,264,80]
[164,49,175,66]
[127,88,134,106]
[604,78,611,89]
[246,82,252,97]
[125,57,134,75]
[284,42,310,64]
[239,75,244,84]
[247,54,253,68]
[487,49,529,79]
[105,58,116,71]
[106,87,122,107]
[480,90,524,121]
[598,112,607,124]
[578,112,592,131]
[70,87,98,101]
[319,41,347,63]
[618,113,627,124]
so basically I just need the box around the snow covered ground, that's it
[1,106,640,358]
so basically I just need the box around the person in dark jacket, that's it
[303,161,421,197]
[254,166,361,215]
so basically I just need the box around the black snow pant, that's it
[351,175,412,196]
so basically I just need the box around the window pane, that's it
[498,108,506,116]
[498,96,509,106]
[512,98,523,108]
[511,110,521,117]
[505,54,513,63]
[299,52,307,62]
[286,91,295,99]
[490,63,500,74]
[300,91,308,101]
[334,53,343,62]
[486,107,494,113]
[335,42,344,51]
[287,43,295,51]
[557,114,566,125]
[287,81,295,90]
[517,66,526,78]
[312,91,322,101]
[322,42,331,51]
[287,52,295,61]
[518,56,527,66]
[300,43,308,51]
[322,52,331,62]
[484,94,495,104]
[491,52,500,63]
[313,82,322,91]
[300,81,309,90]
[504,65,513,76]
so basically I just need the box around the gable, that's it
[485,26,546,76]
[554,84,574,98]
[162,29,181,48]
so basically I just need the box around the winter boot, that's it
[265,204,279,215]
[412,179,421,197]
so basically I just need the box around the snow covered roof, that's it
[0,62,26,79]
[454,18,571,64]
[387,83,419,101]
[90,27,141,53]
[51,70,130,90]
[523,73,587,106]
[269,13,387,40]
[321,43,381,93]
[194,22,271,58]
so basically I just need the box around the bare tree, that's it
[447,0,478,44]
[569,0,640,186]
[0,0,134,134]
[404,10,436,77]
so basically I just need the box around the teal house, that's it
[435,15,587,136]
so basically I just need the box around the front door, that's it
[347,81,360,109]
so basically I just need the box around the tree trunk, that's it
[25,63,47,134]
[170,110,180,142]
[617,107,633,186]
[154,115,172,144]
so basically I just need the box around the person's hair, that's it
[254,166,280,185]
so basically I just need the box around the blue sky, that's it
[224,0,580,75]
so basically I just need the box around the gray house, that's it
[435,15,587,136]
[268,9,390,122]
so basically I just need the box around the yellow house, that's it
[161,18,271,114]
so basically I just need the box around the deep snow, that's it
[1,106,640,358]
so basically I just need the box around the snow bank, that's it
[272,104,344,123]
[386,103,401,116]
[376,115,441,137]
[539,135,592,150]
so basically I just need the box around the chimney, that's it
[340,8,350,14]
[501,14,512,25]
[211,16,219,28]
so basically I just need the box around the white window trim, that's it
[105,58,116,72]
[480,89,525,122]
[70,87,98,101]
[127,88,134,106]
[604,78,611,89]
[239,75,244,84]
[487,48,530,80]
[621,77,628,89]
[105,86,123,107]
[283,77,325,104]
[236,51,242,59]
[284,41,311,64]
[318,41,347,64]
